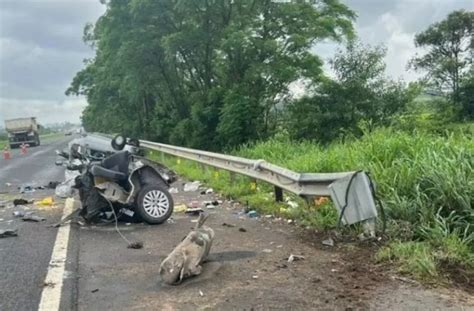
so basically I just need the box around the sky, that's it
[0,0,472,126]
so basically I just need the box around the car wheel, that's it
[136,184,174,224]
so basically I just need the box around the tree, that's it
[410,10,474,111]
[287,42,414,142]
[66,0,356,149]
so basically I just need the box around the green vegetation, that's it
[156,127,474,280]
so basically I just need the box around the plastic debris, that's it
[252,275,259,279]
[286,198,298,209]
[37,197,54,206]
[5,182,12,187]
[22,215,46,222]
[13,211,28,217]
[174,204,187,213]
[222,222,235,227]
[322,238,334,247]
[287,254,305,263]
[167,218,175,224]
[262,249,273,253]
[199,290,204,297]
[205,188,213,194]
[169,187,179,194]
[0,229,18,238]
[239,227,247,232]
[247,210,259,218]
[183,181,201,192]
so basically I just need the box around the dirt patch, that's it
[439,260,474,294]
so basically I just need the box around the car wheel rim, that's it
[142,190,169,218]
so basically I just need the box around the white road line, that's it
[38,199,74,311]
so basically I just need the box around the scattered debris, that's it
[262,249,273,253]
[5,182,12,187]
[286,198,298,209]
[183,181,201,192]
[252,275,259,279]
[322,238,334,247]
[13,211,29,217]
[43,281,55,288]
[91,289,99,293]
[169,187,179,194]
[287,219,293,224]
[47,181,60,189]
[127,241,144,249]
[205,188,213,194]
[19,185,34,193]
[247,210,259,218]
[204,200,219,209]
[167,218,175,224]
[37,197,54,206]
[199,290,204,297]
[13,199,31,206]
[22,215,46,222]
[174,204,187,213]
[160,213,214,285]
[0,228,18,238]
[222,222,235,227]
[238,227,247,232]
[277,263,288,269]
[265,214,273,218]
[287,254,305,263]
[186,207,204,216]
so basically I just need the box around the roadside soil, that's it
[76,179,474,310]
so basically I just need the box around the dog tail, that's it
[196,212,209,229]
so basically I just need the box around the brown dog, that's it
[160,213,214,285]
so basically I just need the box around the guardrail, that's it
[88,133,378,225]
[140,140,354,199]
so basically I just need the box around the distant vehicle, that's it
[5,117,40,148]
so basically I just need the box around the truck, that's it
[5,117,41,148]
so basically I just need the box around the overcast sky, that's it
[0,0,472,125]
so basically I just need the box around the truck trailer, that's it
[5,117,41,148]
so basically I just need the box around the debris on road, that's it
[169,187,179,194]
[183,181,201,192]
[5,182,12,187]
[204,200,219,209]
[239,227,247,232]
[222,222,235,227]
[199,290,204,297]
[322,238,334,247]
[287,254,305,263]
[127,241,144,249]
[262,249,273,253]
[36,196,54,206]
[247,210,259,218]
[252,275,259,279]
[0,228,18,238]
[19,185,34,193]
[167,218,175,224]
[174,204,187,213]
[91,289,99,293]
[47,181,60,189]
[186,207,204,216]
[13,198,32,206]
[205,188,213,194]
[160,213,214,285]
[22,215,46,222]
[0,200,8,208]
[13,211,31,217]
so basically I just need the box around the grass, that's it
[150,126,474,282]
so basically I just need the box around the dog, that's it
[160,213,214,285]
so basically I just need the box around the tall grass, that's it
[154,127,473,279]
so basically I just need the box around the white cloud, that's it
[0,97,87,125]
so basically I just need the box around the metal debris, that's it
[287,254,305,263]
[0,229,18,238]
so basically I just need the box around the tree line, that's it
[67,0,473,150]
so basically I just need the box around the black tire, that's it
[136,184,174,224]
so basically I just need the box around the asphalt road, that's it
[0,137,71,311]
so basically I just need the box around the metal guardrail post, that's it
[274,186,283,202]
